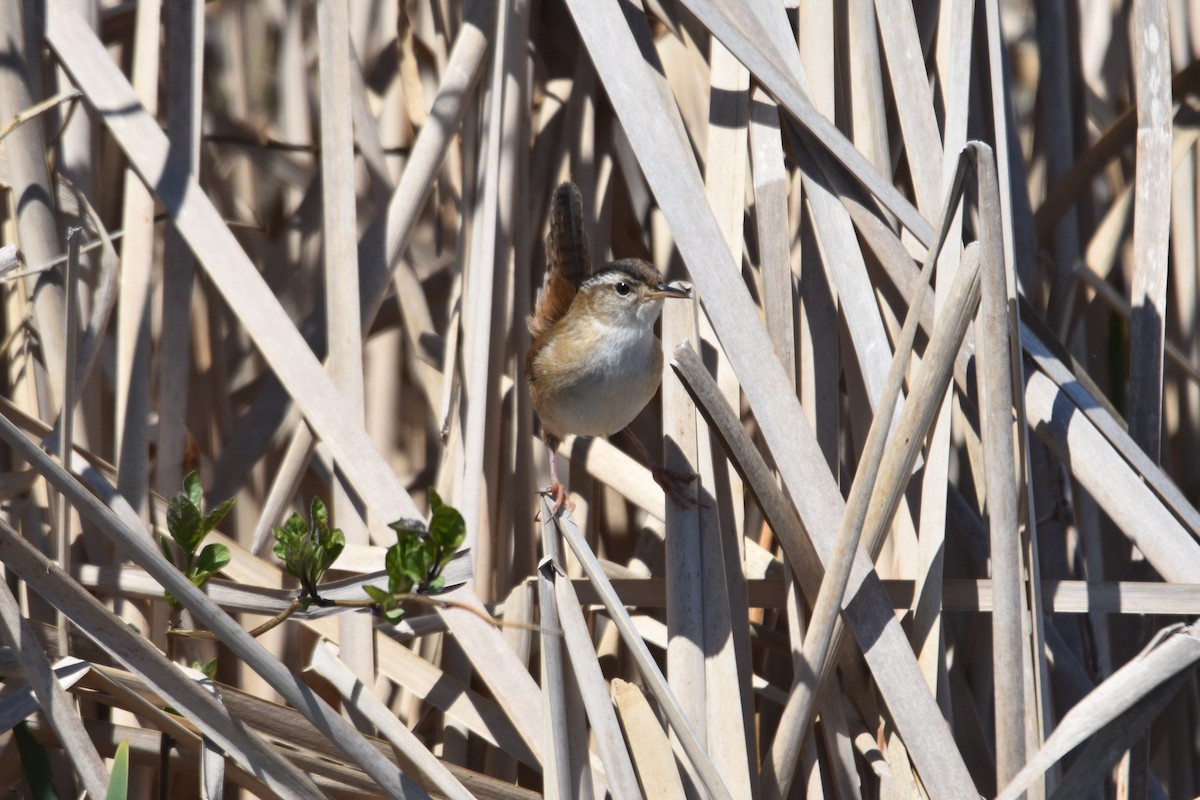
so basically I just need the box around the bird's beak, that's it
[647,281,692,300]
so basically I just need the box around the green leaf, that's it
[427,487,444,514]
[396,535,435,587]
[428,503,466,553]
[191,543,231,587]
[200,495,235,537]
[166,490,203,555]
[426,574,445,593]
[385,540,416,595]
[388,517,426,538]
[310,496,329,535]
[272,500,343,601]
[105,740,129,800]
[183,471,202,510]
[192,658,218,680]
[167,473,235,563]
[363,584,390,605]
[313,525,344,577]
[196,543,231,577]
[160,535,176,568]
[383,605,406,624]
[273,513,308,576]
[14,722,58,800]
[326,529,345,570]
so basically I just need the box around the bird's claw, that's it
[537,481,573,519]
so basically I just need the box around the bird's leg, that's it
[621,427,697,508]
[540,434,571,516]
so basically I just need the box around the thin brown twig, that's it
[168,593,545,641]
[0,89,81,143]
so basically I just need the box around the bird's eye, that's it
[615,282,631,296]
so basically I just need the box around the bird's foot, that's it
[652,464,699,508]
[537,480,574,518]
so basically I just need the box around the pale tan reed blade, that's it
[316,0,375,708]
[1022,368,1200,583]
[113,0,161,520]
[872,0,942,217]
[536,558,578,800]
[309,640,469,800]
[749,89,794,386]
[912,0,973,706]
[669,341,976,797]
[612,678,687,799]
[660,282,707,757]
[675,0,931,241]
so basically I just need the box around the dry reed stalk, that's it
[912,0,973,708]
[1128,0,1173,456]
[113,0,160,523]
[316,0,375,707]
[553,568,639,797]
[661,283,706,753]
[997,622,1200,800]
[974,147,1027,790]
[0,1,68,412]
[0,412,427,794]
[54,228,81,658]
[156,0,202,501]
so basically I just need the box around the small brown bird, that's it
[526,182,692,513]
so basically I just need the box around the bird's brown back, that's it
[528,182,590,341]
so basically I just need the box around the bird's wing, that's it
[528,181,590,338]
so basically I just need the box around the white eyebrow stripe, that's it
[582,271,638,289]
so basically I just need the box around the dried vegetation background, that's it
[0,0,1199,797]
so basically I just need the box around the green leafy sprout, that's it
[161,471,234,609]
[365,488,466,623]
[273,496,345,607]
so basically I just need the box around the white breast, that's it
[536,321,664,438]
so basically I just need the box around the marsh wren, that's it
[526,182,692,512]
